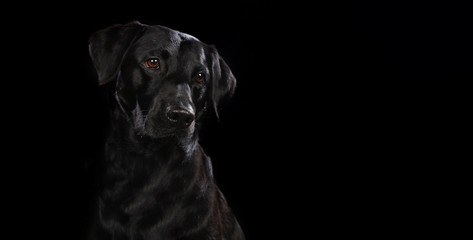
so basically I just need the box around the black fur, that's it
[87,21,244,240]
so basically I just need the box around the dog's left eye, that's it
[145,58,160,69]
[195,72,205,83]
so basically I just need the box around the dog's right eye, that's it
[145,58,160,69]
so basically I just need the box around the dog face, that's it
[89,22,236,139]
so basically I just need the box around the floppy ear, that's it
[89,21,146,85]
[210,51,237,119]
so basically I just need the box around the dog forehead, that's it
[135,25,203,55]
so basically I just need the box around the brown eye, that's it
[195,72,205,83]
[145,58,160,69]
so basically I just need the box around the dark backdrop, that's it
[5,1,470,239]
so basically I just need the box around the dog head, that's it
[89,21,236,140]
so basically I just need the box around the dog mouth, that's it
[153,123,195,139]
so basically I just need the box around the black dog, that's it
[87,21,244,240]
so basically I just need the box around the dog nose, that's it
[167,108,195,128]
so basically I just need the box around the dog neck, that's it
[97,109,216,236]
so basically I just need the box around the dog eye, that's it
[145,58,160,69]
[195,72,205,83]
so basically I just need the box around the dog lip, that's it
[143,119,195,140]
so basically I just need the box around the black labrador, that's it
[87,21,244,240]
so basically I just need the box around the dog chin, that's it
[143,123,195,140]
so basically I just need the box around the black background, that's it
[5,1,470,239]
